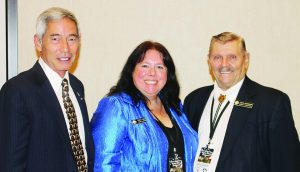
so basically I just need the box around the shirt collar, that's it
[38,58,70,93]
[213,77,245,102]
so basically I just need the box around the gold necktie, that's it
[62,79,87,172]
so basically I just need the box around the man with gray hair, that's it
[0,7,94,172]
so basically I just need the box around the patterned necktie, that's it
[61,79,87,172]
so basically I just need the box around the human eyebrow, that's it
[49,34,61,37]
[212,55,222,60]
[68,33,79,38]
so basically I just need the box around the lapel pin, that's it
[77,92,84,100]
[234,100,254,108]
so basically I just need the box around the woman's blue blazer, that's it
[91,93,198,172]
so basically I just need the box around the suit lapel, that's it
[217,76,256,166]
[69,77,89,131]
[193,87,213,130]
[69,76,94,162]
[32,62,72,145]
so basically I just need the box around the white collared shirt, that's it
[38,58,87,162]
[194,78,244,172]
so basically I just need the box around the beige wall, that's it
[18,0,300,135]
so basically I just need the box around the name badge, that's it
[198,146,214,163]
[169,147,183,172]
[131,118,146,124]
[195,146,214,172]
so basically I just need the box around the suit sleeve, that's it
[268,93,300,172]
[0,82,31,171]
[183,94,192,122]
[180,102,192,124]
[90,97,127,172]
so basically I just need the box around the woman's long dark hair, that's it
[108,41,181,115]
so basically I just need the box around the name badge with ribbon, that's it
[195,146,214,172]
[195,94,229,172]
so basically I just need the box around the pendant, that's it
[169,147,183,172]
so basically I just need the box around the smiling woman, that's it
[91,40,199,172]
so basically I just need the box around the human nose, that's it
[148,66,156,76]
[221,57,229,66]
[61,38,70,52]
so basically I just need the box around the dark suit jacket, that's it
[184,76,300,172]
[0,62,94,172]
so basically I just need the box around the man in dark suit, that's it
[184,32,300,172]
[0,7,94,172]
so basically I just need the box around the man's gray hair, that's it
[36,7,80,41]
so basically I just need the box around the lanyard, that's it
[209,95,230,144]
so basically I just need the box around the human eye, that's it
[140,63,149,68]
[156,65,166,70]
[50,35,61,43]
[67,35,79,43]
[228,55,237,61]
[212,55,222,61]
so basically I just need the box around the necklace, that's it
[148,103,179,147]
[150,104,185,172]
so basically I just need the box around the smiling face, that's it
[208,40,249,90]
[132,49,167,100]
[34,18,80,77]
